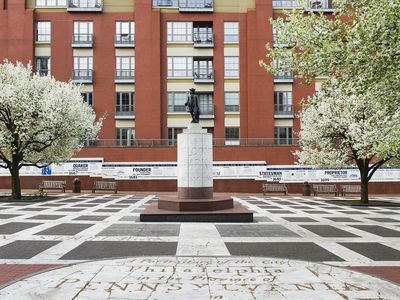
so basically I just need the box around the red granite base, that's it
[140,201,253,223]
[158,196,233,211]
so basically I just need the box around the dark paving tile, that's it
[106,204,129,208]
[350,225,400,237]
[367,218,400,223]
[294,206,315,209]
[18,208,48,211]
[35,223,94,235]
[320,206,342,210]
[266,210,295,214]
[272,201,295,205]
[39,203,65,207]
[56,208,86,212]
[283,217,318,223]
[340,211,369,215]
[73,215,109,221]
[340,243,400,261]
[119,216,139,222]
[131,209,145,213]
[245,201,266,205]
[225,242,343,262]
[56,199,85,203]
[216,225,299,237]
[72,204,98,208]
[27,215,66,220]
[0,240,60,259]
[258,205,282,209]
[254,216,273,222]
[302,210,332,214]
[376,211,400,215]
[325,217,362,222]
[97,224,180,236]
[0,214,21,219]
[94,209,121,213]
[88,199,112,204]
[117,200,139,204]
[61,241,177,260]
[300,225,359,237]
[0,222,42,234]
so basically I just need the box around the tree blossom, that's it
[0,61,102,199]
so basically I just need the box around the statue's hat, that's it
[189,88,196,92]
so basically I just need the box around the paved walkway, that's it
[0,194,399,298]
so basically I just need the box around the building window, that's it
[225,92,240,112]
[193,59,213,79]
[225,127,240,145]
[81,92,93,106]
[168,92,187,112]
[224,22,239,43]
[274,91,293,115]
[168,57,193,77]
[73,56,93,80]
[73,21,93,44]
[274,127,293,145]
[116,56,135,79]
[115,21,135,44]
[167,22,193,43]
[35,22,51,43]
[35,57,51,76]
[116,92,135,116]
[199,93,214,115]
[168,127,184,145]
[272,0,298,8]
[116,128,135,146]
[193,23,213,45]
[36,0,66,7]
[224,56,239,78]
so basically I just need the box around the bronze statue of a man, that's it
[185,88,200,123]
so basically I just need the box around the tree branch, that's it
[367,159,389,181]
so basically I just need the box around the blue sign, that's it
[42,167,52,176]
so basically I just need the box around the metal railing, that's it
[37,69,50,76]
[115,105,135,116]
[193,33,214,46]
[153,0,177,7]
[115,69,135,81]
[72,34,93,46]
[272,0,299,8]
[115,34,135,46]
[179,0,213,10]
[68,0,102,10]
[194,70,214,81]
[81,138,299,148]
[274,72,294,81]
[72,69,93,82]
[36,34,51,43]
[308,0,333,10]
[274,104,294,116]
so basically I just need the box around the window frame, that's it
[224,92,240,112]
[224,56,240,78]
[224,21,239,43]
[167,57,193,78]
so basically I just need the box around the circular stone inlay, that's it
[1,257,399,299]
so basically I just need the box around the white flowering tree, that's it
[297,80,400,203]
[260,0,400,202]
[0,61,102,200]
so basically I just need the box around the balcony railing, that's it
[72,33,93,47]
[274,72,294,83]
[193,33,214,48]
[81,138,299,148]
[194,69,214,83]
[153,0,177,7]
[179,0,213,12]
[115,69,135,83]
[37,69,50,77]
[115,34,135,47]
[72,69,93,83]
[272,0,299,8]
[274,104,294,118]
[115,105,135,117]
[307,0,334,11]
[67,0,103,12]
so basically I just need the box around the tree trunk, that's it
[360,171,369,204]
[10,166,21,200]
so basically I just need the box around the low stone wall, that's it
[0,176,399,194]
